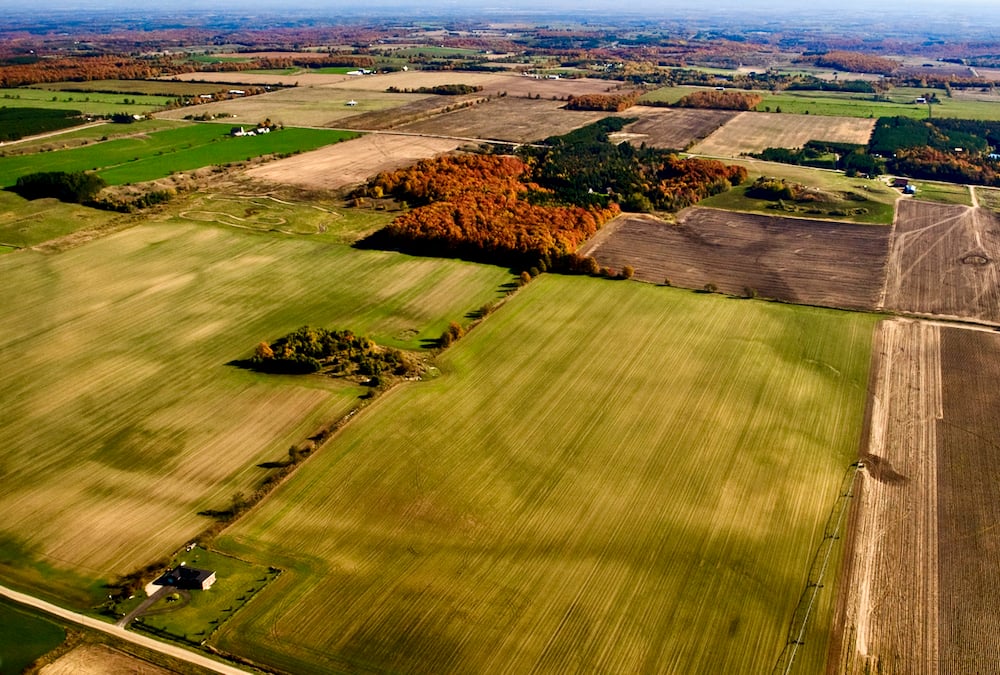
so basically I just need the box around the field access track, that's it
[832,319,1000,674]
[882,199,1000,324]
[581,209,890,310]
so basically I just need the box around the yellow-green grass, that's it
[698,158,897,224]
[974,186,1000,211]
[0,598,66,673]
[214,275,877,674]
[0,190,121,248]
[904,180,974,206]
[0,123,358,187]
[0,87,173,116]
[0,221,513,605]
[0,118,186,156]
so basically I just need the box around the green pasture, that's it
[0,118,184,156]
[215,275,876,674]
[0,123,358,187]
[0,87,173,116]
[0,217,512,605]
[0,190,120,248]
[0,599,66,674]
[904,181,974,206]
[699,158,898,224]
[28,80,228,97]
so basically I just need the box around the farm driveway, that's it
[0,584,249,675]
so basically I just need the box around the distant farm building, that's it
[228,89,246,95]
[346,99,358,106]
[145,565,216,596]
[892,177,910,188]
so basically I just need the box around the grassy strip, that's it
[0,87,173,115]
[0,598,66,673]
[214,275,876,674]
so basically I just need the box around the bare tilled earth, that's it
[396,97,608,142]
[935,327,1000,673]
[40,644,175,675]
[612,107,739,150]
[690,111,876,156]
[882,200,1000,324]
[244,133,462,190]
[831,318,942,675]
[581,208,890,309]
[831,320,1000,675]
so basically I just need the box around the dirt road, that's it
[0,584,250,674]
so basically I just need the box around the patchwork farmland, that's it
[690,111,876,157]
[213,276,876,674]
[581,209,891,310]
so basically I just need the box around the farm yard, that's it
[213,275,876,675]
[0,210,512,603]
[689,111,876,157]
[882,200,1000,324]
[581,209,891,310]
[831,320,1000,674]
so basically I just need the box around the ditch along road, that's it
[0,583,251,674]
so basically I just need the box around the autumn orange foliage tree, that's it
[674,90,762,111]
[565,92,640,111]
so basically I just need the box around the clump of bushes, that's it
[10,170,106,203]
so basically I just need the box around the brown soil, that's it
[882,200,1000,324]
[691,111,876,157]
[581,208,890,310]
[39,644,175,675]
[244,133,462,191]
[615,107,738,150]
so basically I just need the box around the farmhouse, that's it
[145,564,216,596]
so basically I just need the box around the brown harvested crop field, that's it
[155,86,430,128]
[396,97,608,143]
[581,209,890,310]
[882,200,1000,324]
[830,319,1000,674]
[322,71,623,99]
[612,107,739,150]
[39,645,174,675]
[245,133,462,190]
[689,111,876,157]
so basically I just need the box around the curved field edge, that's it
[214,275,877,674]
[0,220,513,604]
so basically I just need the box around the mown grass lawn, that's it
[0,123,359,187]
[215,274,876,675]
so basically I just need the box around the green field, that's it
[0,190,122,248]
[0,599,66,674]
[698,158,898,224]
[0,215,512,605]
[1,87,173,116]
[29,80,236,97]
[904,180,974,205]
[214,275,876,674]
[0,123,358,187]
[641,85,1000,121]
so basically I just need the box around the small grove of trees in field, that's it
[803,51,899,75]
[672,90,762,111]
[10,171,106,203]
[564,92,639,111]
[752,140,884,175]
[869,116,1000,186]
[246,326,419,384]
[745,176,872,217]
[386,84,483,95]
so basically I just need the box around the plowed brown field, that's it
[831,319,1000,675]
[690,111,876,157]
[245,133,461,190]
[580,208,890,309]
[614,107,738,150]
[882,200,1000,324]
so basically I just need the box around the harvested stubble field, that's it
[831,319,1000,674]
[0,218,511,603]
[245,133,462,191]
[882,200,1000,324]
[581,209,890,310]
[40,644,174,675]
[214,275,876,674]
[322,70,622,99]
[613,106,739,150]
[395,97,608,143]
[155,86,429,128]
[0,190,121,249]
[690,111,876,157]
